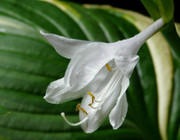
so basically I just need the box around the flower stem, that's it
[135,18,164,46]
[126,18,164,55]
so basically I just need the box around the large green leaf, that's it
[140,0,160,20]
[0,106,9,115]
[0,0,178,140]
[164,24,180,140]
[140,0,174,23]
[156,0,174,23]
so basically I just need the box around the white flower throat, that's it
[61,62,118,126]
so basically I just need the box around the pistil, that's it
[61,112,88,126]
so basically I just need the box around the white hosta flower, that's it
[41,18,164,133]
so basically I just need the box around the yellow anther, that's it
[88,91,95,106]
[87,91,101,106]
[75,103,81,112]
[80,108,88,115]
[75,103,88,115]
[106,63,111,71]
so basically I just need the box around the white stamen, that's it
[95,99,102,103]
[61,112,88,126]
[89,105,101,110]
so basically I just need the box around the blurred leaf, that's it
[156,0,174,23]
[140,0,160,20]
[162,22,180,62]
[161,20,180,140]
[168,66,180,140]
[0,135,10,140]
[162,23,180,140]
[140,0,174,23]
[0,106,9,115]
[175,23,180,36]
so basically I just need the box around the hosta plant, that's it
[0,0,179,140]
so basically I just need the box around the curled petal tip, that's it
[43,95,59,104]
[43,95,48,101]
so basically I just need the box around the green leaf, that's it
[163,24,180,140]
[140,0,174,23]
[162,20,180,140]
[162,23,180,62]
[168,66,180,140]
[156,0,174,23]
[0,106,9,115]
[140,0,160,20]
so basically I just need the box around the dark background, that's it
[71,0,180,22]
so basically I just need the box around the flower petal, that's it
[109,72,130,129]
[79,69,123,133]
[44,78,84,104]
[109,93,128,129]
[114,55,139,78]
[44,60,115,104]
[64,44,116,91]
[40,31,98,59]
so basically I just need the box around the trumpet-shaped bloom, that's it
[41,18,164,133]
